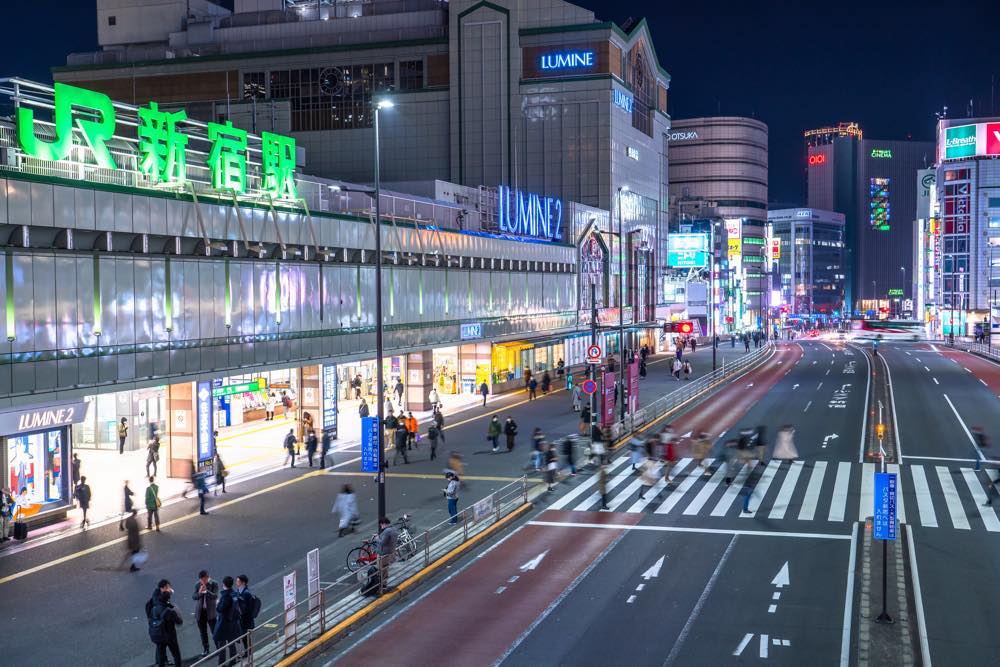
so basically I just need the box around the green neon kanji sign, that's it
[261,131,298,199]
[137,101,188,185]
[17,82,118,168]
[207,120,248,194]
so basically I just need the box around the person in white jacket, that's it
[332,484,359,537]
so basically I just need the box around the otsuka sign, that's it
[16,82,298,199]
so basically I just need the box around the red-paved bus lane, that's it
[334,510,642,666]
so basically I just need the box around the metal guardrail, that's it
[965,341,1000,362]
[192,476,529,666]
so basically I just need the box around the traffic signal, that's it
[876,423,886,440]
[676,321,694,335]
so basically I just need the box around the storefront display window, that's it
[73,388,167,452]
[7,428,64,505]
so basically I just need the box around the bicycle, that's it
[345,515,417,571]
[395,514,417,561]
[346,536,379,572]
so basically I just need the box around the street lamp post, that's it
[616,186,628,424]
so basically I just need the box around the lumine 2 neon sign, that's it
[16,82,298,199]
[497,185,563,242]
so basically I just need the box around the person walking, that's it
[392,425,410,465]
[579,405,591,435]
[306,428,319,467]
[972,426,990,471]
[544,444,559,491]
[730,334,736,348]
[528,376,538,400]
[487,416,502,453]
[428,387,440,410]
[691,337,698,354]
[145,476,161,532]
[145,435,161,478]
[117,417,129,454]
[479,380,490,406]
[694,431,713,476]
[682,359,692,380]
[531,428,546,470]
[265,392,277,420]
[571,383,583,413]
[639,358,647,378]
[192,570,219,657]
[0,488,13,540]
[672,357,682,380]
[773,425,798,461]
[504,416,518,452]
[209,451,226,494]
[71,452,81,488]
[427,422,440,461]
[283,428,297,468]
[433,408,446,444]
[74,476,92,529]
[213,576,242,666]
[352,373,363,400]
[444,472,460,523]
[405,412,418,450]
[375,516,398,588]
[121,510,143,572]
[119,480,135,531]
[394,378,405,408]
[320,429,332,469]
[358,398,370,418]
[637,458,662,500]
[333,484,359,537]
[598,464,609,510]
[630,438,645,471]
[280,390,294,421]
[561,436,576,476]
[541,371,552,395]
[149,583,183,667]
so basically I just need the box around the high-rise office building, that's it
[768,208,846,317]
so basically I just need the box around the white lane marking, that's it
[527,521,854,540]
[859,463,875,521]
[981,379,989,386]
[965,367,973,372]
[817,382,824,390]
[930,344,940,353]
[857,343,872,463]
[711,463,754,516]
[840,522,858,667]
[906,351,912,356]
[607,478,645,511]
[903,454,979,462]
[924,366,930,372]
[935,466,970,530]
[916,357,922,362]
[549,455,630,510]
[933,378,939,385]
[909,465,938,528]
[906,527,932,667]
[664,535,739,666]
[826,369,831,376]
[769,461,804,520]
[626,595,636,603]
[654,464,706,515]
[574,462,636,510]
[943,393,986,462]
[803,400,812,412]
[768,603,777,613]
[683,465,728,515]
[961,469,1000,532]
[742,460,781,516]
[733,633,754,657]
[888,463,907,523]
[798,462,828,521]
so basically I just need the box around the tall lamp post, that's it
[899,266,907,318]
[331,98,394,520]
[616,185,629,424]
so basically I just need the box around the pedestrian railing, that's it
[192,476,529,667]
[965,341,1000,363]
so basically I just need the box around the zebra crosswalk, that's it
[548,458,1000,532]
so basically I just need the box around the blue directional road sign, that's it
[873,472,897,540]
[361,416,380,473]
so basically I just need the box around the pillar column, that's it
[298,365,321,440]
[166,382,194,479]
[405,350,433,411]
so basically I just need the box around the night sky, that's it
[3,0,998,204]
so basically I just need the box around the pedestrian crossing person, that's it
[637,458,662,500]
[693,432,713,476]
[598,464,609,510]
[773,425,798,460]
[629,439,645,471]
[723,439,740,485]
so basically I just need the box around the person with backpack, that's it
[528,377,538,400]
[192,570,219,657]
[392,425,410,465]
[280,391,294,422]
[427,423,440,461]
[283,429,297,468]
[235,574,260,637]
[213,576,242,665]
[213,450,228,494]
[148,580,182,667]
[145,477,161,532]
[433,408,446,443]
[74,477,92,530]
[359,398,370,419]
[504,416,518,452]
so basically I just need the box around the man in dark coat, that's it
[213,576,242,665]
[149,581,183,667]
[192,570,219,657]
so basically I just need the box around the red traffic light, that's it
[676,321,694,335]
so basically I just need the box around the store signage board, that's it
[322,364,338,436]
[668,250,708,268]
[539,50,594,70]
[460,322,483,340]
[870,148,893,159]
[600,372,616,426]
[307,548,321,613]
[873,472,897,541]
[667,131,699,142]
[196,380,214,463]
[613,89,634,113]
[361,416,379,473]
[943,124,977,160]
[283,571,297,641]
[212,378,266,397]
[0,401,88,436]
[496,185,563,241]
[13,80,299,200]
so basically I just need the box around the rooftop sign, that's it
[497,185,563,242]
[540,51,595,70]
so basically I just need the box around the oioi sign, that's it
[16,81,299,199]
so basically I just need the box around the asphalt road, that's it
[0,345,750,667]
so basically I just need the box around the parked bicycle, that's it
[345,514,417,572]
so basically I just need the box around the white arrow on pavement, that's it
[823,434,839,445]
[641,555,665,580]
[519,550,549,572]
[792,384,799,390]
[771,561,790,588]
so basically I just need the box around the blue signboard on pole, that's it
[322,364,338,439]
[361,416,380,473]
[196,380,214,464]
[873,472,897,540]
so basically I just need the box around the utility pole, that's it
[589,282,597,451]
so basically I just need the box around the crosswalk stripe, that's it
[829,462,851,522]
[741,460,781,517]
[935,466,970,530]
[654,463,707,515]
[711,463,755,516]
[548,456,629,510]
[909,465,938,528]
[858,463,875,521]
[683,465,728,515]
[888,464,907,523]
[960,469,1000,532]
[607,478,645,511]
[625,459,694,512]
[769,461,804,519]
[797,462,827,521]
[574,462,635,511]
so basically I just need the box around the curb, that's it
[274,502,533,666]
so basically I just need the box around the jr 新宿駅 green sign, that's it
[16,82,298,199]
[944,124,977,160]
[212,378,267,397]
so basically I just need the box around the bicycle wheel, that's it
[346,545,372,572]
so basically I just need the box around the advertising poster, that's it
[627,361,639,414]
[283,571,297,641]
[322,364,338,438]
[601,371,616,427]
[361,417,380,473]
[307,548,320,613]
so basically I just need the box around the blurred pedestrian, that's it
[773,425,798,461]
[427,422,440,460]
[561,436,576,476]
[433,407,446,443]
[306,428,319,467]
[972,426,990,471]
[192,570,219,657]
[145,476,161,532]
[194,470,210,515]
[541,371,552,395]
[598,464,609,510]
[694,432,713,476]
[121,510,143,572]
[637,458,662,500]
[392,426,410,465]
[444,472,460,523]
[333,484,359,537]
[213,576,242,665]
[446,451,466,489]
[480,380,490,406]
[119,480,135,531]
[320,428,332,469]
[146,435,161,477]
[283,428,297,468]
[572,383,582,411]
[74,476,92,529]
[213,451,227,494]
[754,425,768,464]
[682,360,692,380]
[579,405,591,435]
[544,444,559,491]
[504,416,518,452]
[71,452,81,487]
[629,438,645,471]
[531,428,546,470]
[359,398,370,418]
